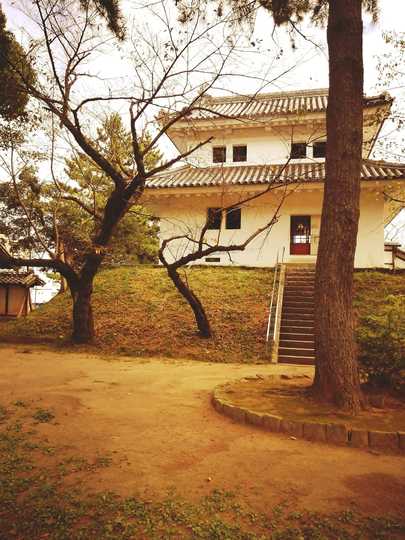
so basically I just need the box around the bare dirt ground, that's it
[0,344,404,518]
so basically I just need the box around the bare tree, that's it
[158,174,290,337]
[0,0,255,343]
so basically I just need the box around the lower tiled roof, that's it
[145,159,405,190]
[0,243,10,258]
[0,272,45,287]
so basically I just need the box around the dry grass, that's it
[0,266,273,362]
[0,267,404,363]
[217,376,405,431]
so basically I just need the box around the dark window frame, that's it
[290,142,307,159]
[232,145,247,162]
[212,146,226,163]
[313,141,326,158]
[225,207,241,230]
[207,207,222,230]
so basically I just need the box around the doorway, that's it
[290,215,311,255]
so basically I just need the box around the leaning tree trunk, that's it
[313,0,364,414]
[167,266,212,338]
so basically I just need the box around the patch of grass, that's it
[0,402,405,540]
[32,408,55,423]
[13,400,28,408]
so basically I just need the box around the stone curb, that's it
[211,384,405,454]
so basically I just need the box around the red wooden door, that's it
[290,216,311,255]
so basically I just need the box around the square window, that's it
[313,141,326,158]
[225,207,241,230]
[291,142,307,159]
[207,207,222,230]
[233,145,247,162]
[213,146,226,163]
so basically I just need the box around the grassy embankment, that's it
[0,266,404,362]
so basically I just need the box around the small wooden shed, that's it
[0,272,45,318]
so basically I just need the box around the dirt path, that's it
[0,344,404,517]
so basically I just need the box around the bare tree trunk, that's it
[71,280,95,343]
[313,0,363,414]
[166,266,212,338]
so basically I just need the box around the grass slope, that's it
[0,267,273,362]
[0,267,404,362]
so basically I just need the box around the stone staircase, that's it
[278,264,315,365]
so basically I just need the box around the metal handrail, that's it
[265,247,285,354]
[273,248,285,342]
[265,251,279,349]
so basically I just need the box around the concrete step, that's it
[279,339,315,348]
[280,331,315,339]
[283,301,314,308]
[278,355,315,365]
[279,346,315,357]
[280,321,314,329]
[284,282,315,288]
[282,310,314,319]
[285,274,315,283]
[285,282,315,288]
[286,272,315,276]
[283,292,314,299]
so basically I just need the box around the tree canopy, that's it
[0,4,35,121]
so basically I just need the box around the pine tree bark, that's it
[313,0,364,414]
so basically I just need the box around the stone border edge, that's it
[212,384,405,454]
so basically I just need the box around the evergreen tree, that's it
[0,4,35,121]
[64,113,161,266]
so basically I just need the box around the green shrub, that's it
[356,295,405,389]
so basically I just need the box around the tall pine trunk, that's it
[313,0,363,414]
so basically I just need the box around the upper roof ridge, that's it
[201,88,392,105]
[203,88,330,104]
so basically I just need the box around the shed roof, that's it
[145,159,405,190]
[182,89,392,122]
[0,272,45,287]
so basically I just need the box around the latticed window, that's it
[212,146,226,163]
[232,145,247,162]
[225,208,241,229]
[313,141,326,158]
[207,207,222,230]
[290,142,307,159]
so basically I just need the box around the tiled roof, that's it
[146,159,405,190]
[0,272,45,287]
[0,243,10,258]
[184,89,392,121]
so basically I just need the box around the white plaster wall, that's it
[147,186,386,268]
[175,125,327,167]
[355,190,386,268]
